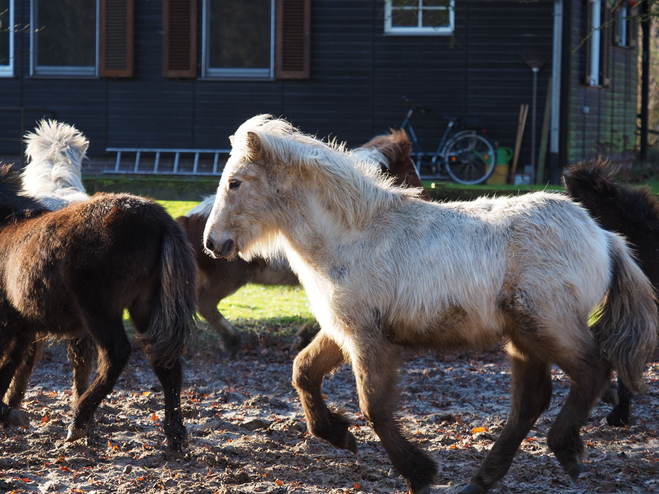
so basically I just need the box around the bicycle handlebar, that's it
[402,96,430,114]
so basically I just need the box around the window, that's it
[163,0,310,80]
[613,0,637,48]
[202,0,274,79]
[584,0,612,87]
[0,0,13,77]
[30,0,133,78]
[384,0,454,36]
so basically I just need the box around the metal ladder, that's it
[105,147,231,175]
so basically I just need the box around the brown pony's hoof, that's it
[346,431,357,454]
[8,409,29,428]
[459,483,486,494]
[567,462,585,482]
[66,425,88,442]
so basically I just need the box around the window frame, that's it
[29,0,100,78]
[201,0,276,80]
[384,0,455,36]
[0,0,14,77]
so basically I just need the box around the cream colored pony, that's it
[203,115,657,494]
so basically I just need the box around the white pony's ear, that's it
[245,131,263,161]
[229,135,235,147]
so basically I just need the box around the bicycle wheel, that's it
[444,133,496,185]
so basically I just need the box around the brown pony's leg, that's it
[291,331,354,451]
[546,348,610,479]
[0,334,33,426]
[151,357,186,451]
[197,287,241,359]
[461,352,552,494]
[67,319,132,442]
[4,339,44,408]
[607,379,632,426]
[351,344,437,494]
[67,335,96,407]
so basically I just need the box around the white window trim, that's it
[29,0,100,78]
[0,0,14,77]
[201,0,275,80]
[587,0,602,87]
[384,0,455,36]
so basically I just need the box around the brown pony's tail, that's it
[143,219,198,368]
[591,233,657,394]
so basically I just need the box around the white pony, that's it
[203,115,657,494]
[21,119,91,210]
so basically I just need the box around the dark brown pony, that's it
[176,129,429,357]
[0,165,197,451]
[564,158,659,426]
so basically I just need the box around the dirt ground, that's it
[2,325,659,494]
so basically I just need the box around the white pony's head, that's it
[203,115,417,261]
[21,119,90,210]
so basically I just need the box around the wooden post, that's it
[510,103,529,183]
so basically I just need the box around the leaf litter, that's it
[1,325,658,493]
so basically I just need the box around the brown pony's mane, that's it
[0,165,47,220]
[359,129,412,168]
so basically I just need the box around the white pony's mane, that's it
[350,147,388,172]
[186,195,216,217]
[231,115,421,232]
[21,119,90,210]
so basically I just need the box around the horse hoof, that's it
[8,409,29,428]
[66,426,87,442]
[459,483,485,494]
[606,411,630,427]
[567,463,585,482]
[346,432,358,454]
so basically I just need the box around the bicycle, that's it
[398,97,497,185]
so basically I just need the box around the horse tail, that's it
[591,233,657,394]
[142,219,198,369]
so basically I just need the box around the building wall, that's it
[1,1,564,173]
[565,0,638,164]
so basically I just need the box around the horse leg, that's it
[461,353,552,494]
[546,348,610,480]
[197,287,241,359]
[4,339,44,408]
[291,331,354,451]
[67,320,131,442]
[66,334,96,408]
[151,357,186,452]
[351,344,437,494]
[0,335,33,427]
[607,378,632,426]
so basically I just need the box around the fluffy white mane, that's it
[21,119,90,210]
[230,115,421,230]
[186,195,216,217]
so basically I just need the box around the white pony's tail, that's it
[591,233,658,394]
[21,119,90,210]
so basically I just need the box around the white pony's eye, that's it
[228,179,241,190]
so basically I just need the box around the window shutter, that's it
[276,0,311,79]
[100,0,134,77]
[163,0,197,78]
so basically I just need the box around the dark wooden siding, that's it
[0,0,635,172]
[565,0,638,164]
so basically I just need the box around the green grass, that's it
[218,284,314,324]
[156,200,201,218]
